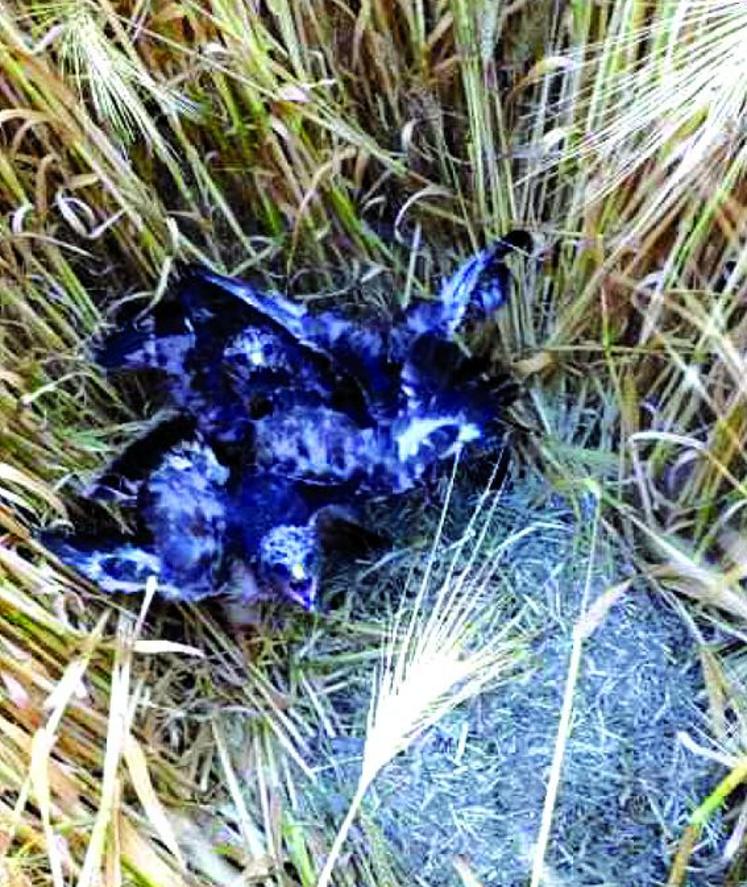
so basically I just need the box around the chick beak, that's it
[286,563,317,611]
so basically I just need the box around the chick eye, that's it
[272,562,290,577]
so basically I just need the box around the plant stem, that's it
[316,778,370,887]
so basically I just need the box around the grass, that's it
[1,0,747,884]
[316,462,528,887]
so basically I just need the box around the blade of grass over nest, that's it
[615,505,747,621]
[453,855,486,887]
[665,642,747,883]
[316,459,526,887]
[529,486,601,887]
[211,722,269,865]
[23,611,108,887]
[77,612,136,887]
[118,817,190,887]
[123,735,186,869]
[668,757,747,887]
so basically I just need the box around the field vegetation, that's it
[1,1,747,884]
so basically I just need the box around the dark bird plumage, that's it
[174,268,400,424]
[229,473,372,611]
[192,230,530,423]
[96,272,372,441]
[48,233,528,614]
[401,230,532,340]
[45,437,233,602]
[96,231,529,437]
[43,538,182,597]
[48,434,372,612]
[249,386,509,497]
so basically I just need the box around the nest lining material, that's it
[239,474,726,886]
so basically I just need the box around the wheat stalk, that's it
[316,459,531,886]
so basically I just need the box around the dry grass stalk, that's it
[316,464,527,886]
